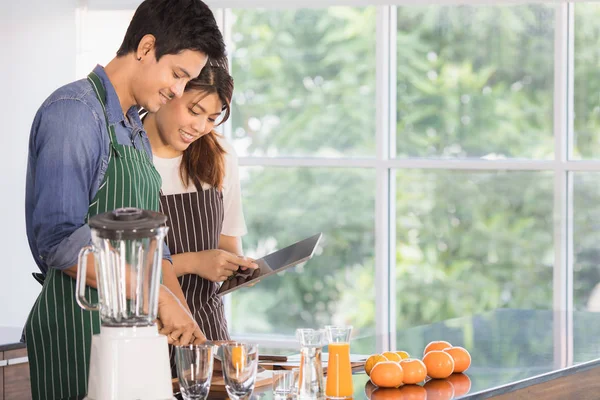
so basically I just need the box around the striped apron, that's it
[24,71,162,400]
[159,187,230,377]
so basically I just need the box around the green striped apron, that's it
[25,71,162,400]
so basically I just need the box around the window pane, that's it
[573,172,600,363]
[396,5,554,159]
[395,170,554,329]
[230,167,376,340]
[230,8,376,158]
[574,172,600,312]
[574,3,600,159]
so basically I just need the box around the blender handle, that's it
[76,245,100,311]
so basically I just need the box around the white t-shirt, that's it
[153,136,248,237]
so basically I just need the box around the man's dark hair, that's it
[117,0,225,61]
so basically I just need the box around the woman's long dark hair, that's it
[181,65,233,191]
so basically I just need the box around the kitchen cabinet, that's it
[0,346,30,400]
[0,351,4,399]
[3,347,30,400]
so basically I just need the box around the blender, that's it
[76,207,172,399]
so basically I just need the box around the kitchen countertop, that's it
[5,309,600,398]
[0,326,25,352]
[350,308,600,399]
[239,309,600,399]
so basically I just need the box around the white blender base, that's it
[85,325,172,400]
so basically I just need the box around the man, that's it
[24,0,225,398]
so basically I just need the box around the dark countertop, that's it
[351,308,600,399]
[0,326,25,352]
[7,309,600,398]
[250,309,600,399]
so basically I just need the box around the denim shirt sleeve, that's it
[162,243,172,263]
[30,96,172,270]
[29,98,104,270]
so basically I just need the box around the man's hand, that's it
[157,285,206,345]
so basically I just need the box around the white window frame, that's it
[215,3,582,356]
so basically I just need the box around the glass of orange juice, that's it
[325,325,353,399]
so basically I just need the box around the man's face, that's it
[132,48,207,113]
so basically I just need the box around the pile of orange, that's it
[364,340,472,394]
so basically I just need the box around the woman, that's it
[143,63,256,365]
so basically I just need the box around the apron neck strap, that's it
[87,71,120,149]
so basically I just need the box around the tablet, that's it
[216,232,323,296]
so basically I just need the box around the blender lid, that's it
[88,207,168,240]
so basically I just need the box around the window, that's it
[574,3,600,159]
[229,8,377,158]
[231,167,375,340]
[395,5,555,159]
[75,2,599,354]
[226,7,378,344]
[574,172,600,312]
[395,170,554,328]
[392,4,556,332]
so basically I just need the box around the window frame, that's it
[214,4,579,358]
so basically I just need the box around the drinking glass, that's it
[175,344,216,400]
[221,342,259,400]
[296,329,326,399]
[325,325,353,399]
[273,370,296,399]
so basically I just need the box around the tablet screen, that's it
[216,232,322,296]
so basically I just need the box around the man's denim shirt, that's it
[26,65,171,274]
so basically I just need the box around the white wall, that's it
[0,0,77,328]
[0,0,218,329]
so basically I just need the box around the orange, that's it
[396,384,427,399]
[447,373,472,396]
[370,361,404,388]
[424,379,455,400]
[381,351,402,363]
[365,354,388,376]
[443,346,471,373]
[396,350,410,359]
[399,358,427,384]
[423,340,452,356]
[423,350,454,379]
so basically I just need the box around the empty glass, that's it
[291,367,300,393]
[273,370,296,398]
[296,329,326,400]
[221,343,259,400]
[175,344,216,400]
